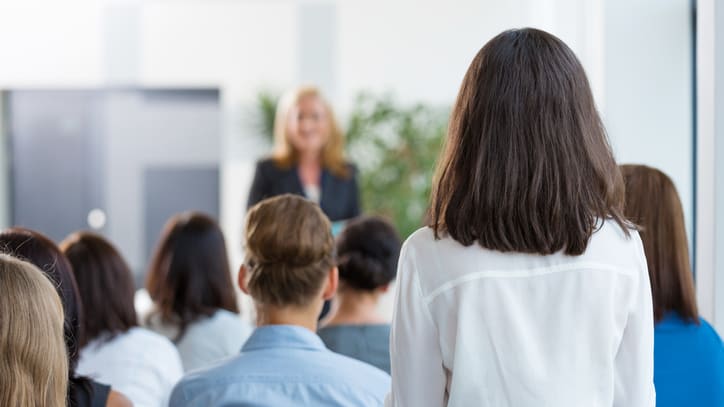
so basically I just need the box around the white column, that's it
[696,0,716,324]
[102,1,141,85]
[297,1,338,102]
[0,95,9,229]
[715,0,724,331]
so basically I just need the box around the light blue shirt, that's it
[169,325,390,407]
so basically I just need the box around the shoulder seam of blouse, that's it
[423,262,638,304]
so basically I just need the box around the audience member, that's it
[318,216,400,373]
[0,228,132,407]
[622,164,724,406]
[387,28,654,406]
[0,254,68,407]
[61,232,183,407]
[170,194,389,406]
[145,212,252,372]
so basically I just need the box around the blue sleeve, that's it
[701,320,724,405]
[701,320,724,345]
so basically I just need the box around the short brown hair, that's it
[621,165,698,323]
[244,194,335,307]
[61,232,138,347]
[430,28,629,255]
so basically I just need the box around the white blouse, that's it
[77,327,183,407]
[304,184,322,204]
[146,309,253,372]
[386,221,655,407]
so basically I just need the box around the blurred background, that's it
[0,0,722,328]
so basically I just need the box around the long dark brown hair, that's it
[621,165,698,323]
[430,28,628,255]
[61,232,138,347]
[146,212,238,341]
[0,227,91,406]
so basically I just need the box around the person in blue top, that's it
[169,194,390,407]
[622,164,724,406]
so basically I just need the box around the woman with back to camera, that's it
[387,28,654,406]
[0,254,68,407]
[61,232,183,407]
[247,85,360,224]
[0,227,132,407]
[318,216,400,373]
[145,212,252,372]
[621,165,724,406]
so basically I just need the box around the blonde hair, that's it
[0,254,68,407]
[272,86,350,178]
[244,194,335,307]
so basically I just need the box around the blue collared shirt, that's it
[169,325,390,407]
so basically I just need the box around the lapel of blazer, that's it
[285,166,306,196]
[319,168,333,212]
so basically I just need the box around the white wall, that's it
[697,0,724,330]
[0,1,104,86]
[337,0,603,106]
[714,0,724,333]
[603,0,694,246]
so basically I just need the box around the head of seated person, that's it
[0,228,83,376]
[0,254,68,407]
[146,212,240,337]
[0,227,132,407]
[240,194,338,329]
[329,216,400,323]
[317,216,400,373]
[168,194,390,407]
[621,164,724,406]
[621,165,697,324]
[61,232,139,347]
[61,232,183,406]
[144,212,249,372]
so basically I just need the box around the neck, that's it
[327,289,385,325]
[255,302,321,332]
[297,151,321,167]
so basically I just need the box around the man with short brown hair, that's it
[170,194,390,407]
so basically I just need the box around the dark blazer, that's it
[247,158,361,222]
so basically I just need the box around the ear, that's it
[378,283,391,294]
[238,265,250,295]
[322,266,339,300]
